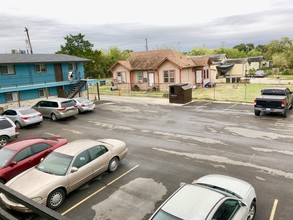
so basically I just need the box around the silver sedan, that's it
[1,107,43,129]
[0,139,128,212]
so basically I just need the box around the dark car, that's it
[254,70,267,77]
[0,137,68,183]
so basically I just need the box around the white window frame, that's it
[5,92,18,102]
[0,65,15,75]
[163,70,175,83]
[68,63,77,72]
[35,64,47,73]
[117,71,126,83]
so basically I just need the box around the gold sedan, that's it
[0,139,128,213]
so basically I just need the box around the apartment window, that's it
[68,63,77,72]
[163,70,175,83]
[38,89,46,97]
[35,64,46,73]
[138,71,148,83]
[0,65,15,75]
[5,92,18,102]
[117,72,126,83]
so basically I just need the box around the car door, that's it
[5,147,33,181]
[67,149,93,192]
[88,145,111,178]
[33,101,47,117]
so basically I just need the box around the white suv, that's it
[0,116,19,147]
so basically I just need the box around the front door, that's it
[196,70,202,84]
[148,72,154,87]
[54,64,65,97]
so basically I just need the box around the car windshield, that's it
[262,89,286,96]
[0,148,15,168]
[151,209,182,220]
[36,152,73,176]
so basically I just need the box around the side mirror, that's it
[9,161,17,167]
[71,167,78,173]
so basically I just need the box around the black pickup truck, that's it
[254,87,293,117]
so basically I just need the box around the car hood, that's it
[6,168,63,198]
[195,174,252,199]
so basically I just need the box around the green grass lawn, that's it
[90,83,293,103]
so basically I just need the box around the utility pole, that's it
[24,27,33,54]
[145,38,148,51]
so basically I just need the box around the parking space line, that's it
[269,199,279,220]
[62,165,139,215]
[223,103,238,111]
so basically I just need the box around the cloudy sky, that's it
[1,0,292,54]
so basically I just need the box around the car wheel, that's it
[0,136,9,148]
[15,121,21,129]
[51,113,57,121]
[108,157,119,172]
[254,110,261,116]
[247,201,256,220]
[47,188,65,209]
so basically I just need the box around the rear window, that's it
[19,109,37,115]
[61,100,76,108]
[0,119,13,129]
[262,89,286,96]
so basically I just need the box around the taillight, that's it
[74,105,78,108]
[57,107,66,111]
[281,100,286,107]
[254,99,257,104]
[81,104,86,107]
[15,127,19,132]
[22,117,29,120]
[38,113,42,116]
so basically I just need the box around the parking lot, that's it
[4,95,293,220]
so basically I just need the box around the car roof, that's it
[42,98,73,102]
[53,139,103,156]
[6,107,31,111]
[3,138,51,151]
[161,184,225,219]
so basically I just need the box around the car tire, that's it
[15,121,21,129]
[247,201,256,220]
[108,157,119,172]
[254,110,261,116]
[47,188,65,209]
[282,110,287,118]
[51,113,57,121]
[0,136,9,148]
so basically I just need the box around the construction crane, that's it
[24,27,33,54]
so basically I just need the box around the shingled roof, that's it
[127,49,196,70]
[188,56,211,67]
[0,54,91,64]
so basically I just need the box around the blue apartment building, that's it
[0,54,98,108]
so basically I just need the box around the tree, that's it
[56,33,94,57]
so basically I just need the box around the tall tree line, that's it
[56,34,293,78]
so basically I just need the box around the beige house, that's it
[216,58,250,83]
[110,49,213,91]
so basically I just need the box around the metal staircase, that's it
[66,79,87,98]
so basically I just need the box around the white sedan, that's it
[72,97,95,113]
[149,174,257,220]
[0,139,127,213]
